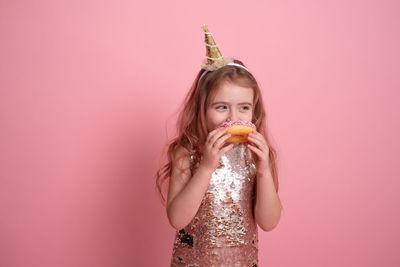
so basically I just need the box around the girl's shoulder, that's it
[172,145,198,171]
[172,145,192,168]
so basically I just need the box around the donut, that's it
[218,120,256,143]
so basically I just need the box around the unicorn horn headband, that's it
[199,24,251,81]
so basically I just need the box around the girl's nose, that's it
[228,112,238,122]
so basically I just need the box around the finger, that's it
[249,131,267,147]
[247,135,266,152]
[214,133,232,149]
[219,143,234,156]
[206,127,225,145]
[209,127,229,146]
[247,143,263,158]
[248,133,269,152]
[206,127,226,142]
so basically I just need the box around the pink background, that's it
[1,0,399,266]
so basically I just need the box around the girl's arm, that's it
[254,170,282,231]
[167,128,233,230]
[166,146,214,230]
[247,131,282,231]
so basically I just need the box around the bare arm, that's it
[166,150,214,230]
[254,170,282,231]
[166,128,233,230]
[247,131,282,232]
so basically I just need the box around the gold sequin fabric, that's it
[170,143,258,267]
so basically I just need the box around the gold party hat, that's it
[201,24,233,71]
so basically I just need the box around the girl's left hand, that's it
[247,131,271,176]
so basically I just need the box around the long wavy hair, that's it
[156,59,279,204]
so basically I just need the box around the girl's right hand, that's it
[200,127,234,172]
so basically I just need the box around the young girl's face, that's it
[206,81,254,132]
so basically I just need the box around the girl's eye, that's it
[216,105,227,110]
[241,106,250,111]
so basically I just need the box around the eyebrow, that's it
[211,101,253,106]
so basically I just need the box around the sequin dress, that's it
[170,142,258,267]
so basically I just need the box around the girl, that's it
[156,25,282,266]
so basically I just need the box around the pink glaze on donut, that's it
[218,120,256,129]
